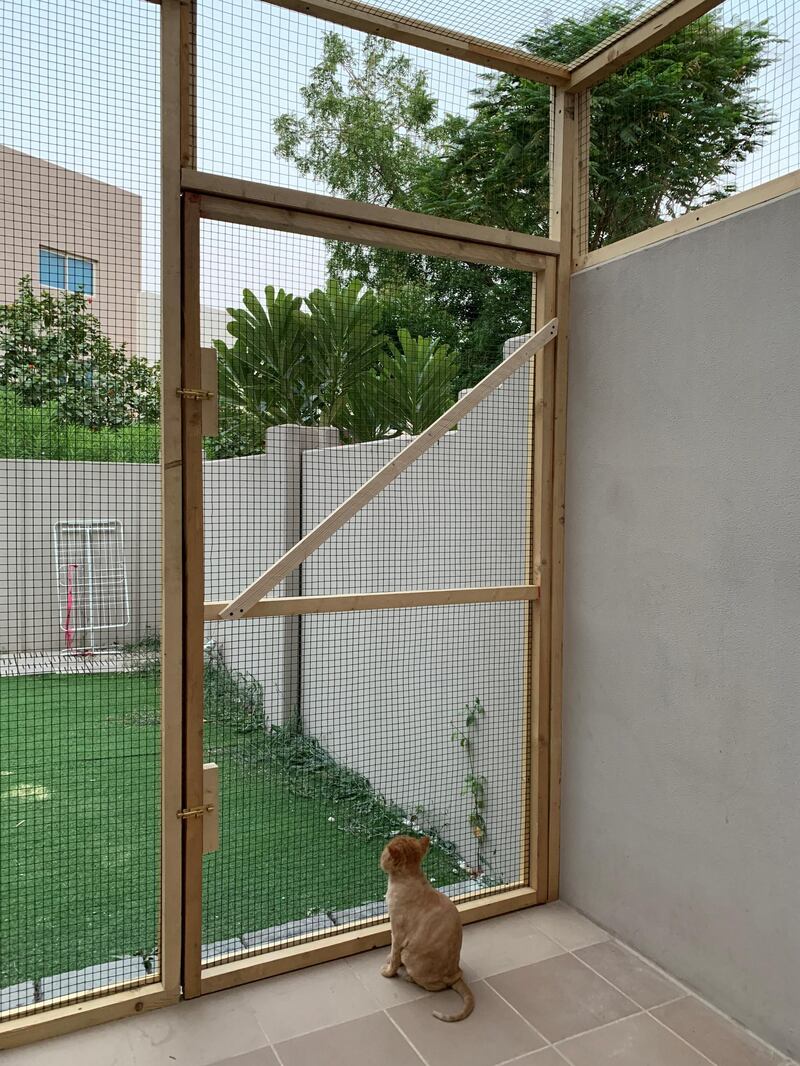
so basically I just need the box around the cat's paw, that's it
[380,963,397,978]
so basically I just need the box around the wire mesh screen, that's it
[0,0,161,1018]
[201,604,529,964]
[579,0,799,252]
[194,0,553,235]
[198,221,536,964]
[231,0,680,61]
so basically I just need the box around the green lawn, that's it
[0,668,463,986]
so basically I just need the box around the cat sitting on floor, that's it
[380,835,474,1022]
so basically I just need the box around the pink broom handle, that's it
[65,562,78,650]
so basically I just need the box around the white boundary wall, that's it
[1,353,531,882]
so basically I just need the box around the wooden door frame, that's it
[178,183,560,993]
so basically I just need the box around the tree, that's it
[423,7,775,244]
[274,32,449,209]
[0,277,159,430]
[213,278,459,455]
[275,8,776,382]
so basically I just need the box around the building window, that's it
[39,248,64,288]
[39,247,94,295]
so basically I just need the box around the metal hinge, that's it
[176,388,214,401]
[177,804,215,819]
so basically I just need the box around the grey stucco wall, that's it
[561,190,800,1057]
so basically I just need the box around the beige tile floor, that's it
[4,903,796,1066]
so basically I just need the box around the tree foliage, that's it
[424,7,776,244]
[0,277,159,430]
[274,7,776,383]
[213,278,459,455]
[274,33,448,208]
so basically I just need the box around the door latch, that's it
[176,803,214,819]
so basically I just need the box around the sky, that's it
[1,0,798,354]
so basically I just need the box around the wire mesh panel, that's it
[197,219,537,964]
[0,0,162,1019]
[226,0,685,63]
[201,604,530,965]
[194,0,553,235]
[579,0,799,253]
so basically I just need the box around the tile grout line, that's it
[495,1047,572,1066]
[480,978,557,1048]
[504,919,573,958]
[601,934,696,997]
[645,1008,726,1066]
[564,946,647,1012]
[270,1041,288,1066]
[652,985,796,1062]
[524,1004,720,1066]
[246,997,275,1057]
[382,1006,433,1066]
[647,992,692,1010]
[572,936,792,1064]
[558,937,780,1066]
[556,944,719,1063]
[552,1007,647,1046]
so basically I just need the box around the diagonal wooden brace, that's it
[219,317,558,620]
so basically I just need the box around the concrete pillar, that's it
[268,425,339,724]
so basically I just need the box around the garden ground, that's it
[0,667,463,986]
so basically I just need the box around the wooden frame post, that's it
[159,0,188,1002]
[180,192,205,999]
[529,260,557,900]
[174,0,205,1002]
[546,89,577,900]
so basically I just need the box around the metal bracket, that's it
[176,388,213,401]
[177,804,214,819]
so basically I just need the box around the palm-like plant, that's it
[213,279,461,456]
[214,286,309,433]
[374,329,458,436]
[304,279,385,427]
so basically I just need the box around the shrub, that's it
[0,277,159,430]
[0,388,159,462]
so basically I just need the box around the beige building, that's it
[138,289,231,365]
[0,145,142,352]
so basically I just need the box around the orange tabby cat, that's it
[380,835,474,1022]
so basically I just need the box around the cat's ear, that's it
[387,839,403,860]
[419,835,430,856]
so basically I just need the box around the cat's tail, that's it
[433,978,475,1022]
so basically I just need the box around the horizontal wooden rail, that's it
[0,982,176,1050]
[220,317,558,619]
[184,170,559,254]
[574,169,800,271]
[205,585,539,620]
[184,170,559,262]
[198,195,549,272]
[199,886,537,993]
[568,0,723,92]
[258,0,570,86]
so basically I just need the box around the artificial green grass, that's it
[0,668,463,986]
[0,672,161,985]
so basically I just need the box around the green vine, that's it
[451,697,490,877]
